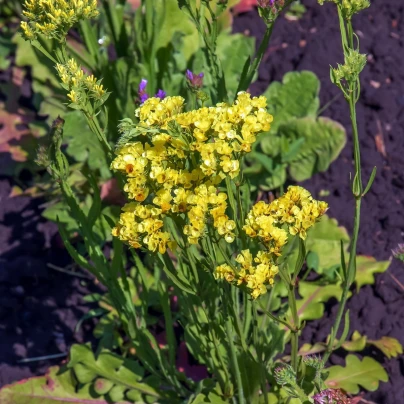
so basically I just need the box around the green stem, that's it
[322,17,364,366]
[252,301,268,404]
[238,23,274,93]
[323,198,361,364]
[287,285,299,373]
[225,314,245,404]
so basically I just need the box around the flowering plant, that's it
[1,0,401,403]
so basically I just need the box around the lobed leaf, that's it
[281,117,347,182]
[325,355,388,393]
[263,71,320,135]
[0,366,130,404]
[355,255,390,292]
[368,336,403,359]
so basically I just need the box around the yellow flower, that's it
[214,264,235,283]
[111,93,274,249]
[21,0,99,40]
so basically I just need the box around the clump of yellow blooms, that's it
[214,186,328,299]
[21,0,98,41]
[55,58,106,105]
[111,93,273,253]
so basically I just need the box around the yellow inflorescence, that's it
[215,186,328,299]
[111,93,274,254]
[21,0,98,41]
[56,58,106,104]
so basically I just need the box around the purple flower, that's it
[138,79,149,103]
[155,89,166,99]
[138,79,166,103]
[312,389,351,404]
[185,69,204,88]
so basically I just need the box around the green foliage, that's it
[325,355,388,393]
[278,117,346,182]
[355,255,390,292]
[68,344,162,401]
[8,0,391,403]
[0,346,168,404]
[216,32,255,100]
[295,282,345,322]
[263,71,320,134]
[0,366,116,404]
[248,71,346,189]
[63,111,110,179]
[301,215,350,274]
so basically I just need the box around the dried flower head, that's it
[312,388,351,404]
[186,70,204,89]
[392,243,404,262]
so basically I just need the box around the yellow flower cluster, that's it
[214,250,279,299]
[111,203,174,254]
[215,186,327,299]
[244,185,328,242]
[56,58,106,105]
[111,93,274,253]
[21,0,98,41]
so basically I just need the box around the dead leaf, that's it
[374,119,387,158]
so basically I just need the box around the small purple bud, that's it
[186,70,204,89]
[186,69,193,81]
[155,89,166,100]
[138,78,148,92]
[138,78,149,104]
[139,92,149,103]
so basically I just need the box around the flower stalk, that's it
[320,0,373,365]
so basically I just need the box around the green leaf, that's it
[43,201,78,232]
[295,281,346,322]
[13,34,65,121]
[355,255,390,292]
[0,366,130,403]
[263,71,320,134]
[279,117,346,182]
[325,355,388,393]
[216,31,255,100]
[68,344,160,398]
[63,111,109,178]
[341,331,367,352]
[155,0,199,61]
[291,215,349,275]
[368,336,403,359]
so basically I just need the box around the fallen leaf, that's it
[368,336,403,359]
[374,119,387,158]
